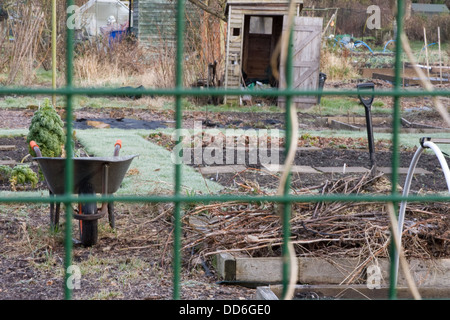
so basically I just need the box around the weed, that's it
[91,289,123,300]
[9,165,38,191]
[320,48,359,81]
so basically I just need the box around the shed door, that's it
[278,16,322,109]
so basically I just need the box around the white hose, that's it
[423,141,450,192]
[393,141,450,286]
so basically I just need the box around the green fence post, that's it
[389,0,405,300]
[63,0,75,300]
[173,0,186,300]
[0,0,448,301]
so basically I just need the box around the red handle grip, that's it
[114,139,122,157]
[30,141,39,149]
[30,141,42,157]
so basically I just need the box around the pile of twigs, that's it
[182,172,450,260]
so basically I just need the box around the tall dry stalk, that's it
[184,8,225,87]
[149,37,176,88]
[0,21,9,74]
[320,47,358,81]
[7,4,44,85]
[74,37,156,87]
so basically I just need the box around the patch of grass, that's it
[165,98,279,113]
[0,94,163,111]
[320,48,359,81]
[77,255,111,276]
[34,69,56,85]
[372,100,385,108]
[0,129,28,137]
[307,97,390,116]
[0,96,41,109]
[90,289,124,300]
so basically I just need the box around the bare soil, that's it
[0,201,256,300]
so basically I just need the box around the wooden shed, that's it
[132,0,178,48]
[224,0,323,109]
[132,0,200,49]
[411,3,449,17]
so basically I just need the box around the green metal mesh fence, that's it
[0,0,449,300]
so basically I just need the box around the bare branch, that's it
[187,0,227,21]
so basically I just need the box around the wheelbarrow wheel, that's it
[79,183,98,247]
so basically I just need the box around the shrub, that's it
[9,165,38,191]
[0,165,12,181]
[405,14,450,43]
[27,99,66,157]
[320,47,358,81]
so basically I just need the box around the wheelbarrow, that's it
[30,140,138,247]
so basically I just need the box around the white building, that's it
[75,0,132,37]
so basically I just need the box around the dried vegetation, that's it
[180,173,450,265]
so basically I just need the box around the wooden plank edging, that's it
[216,253,450,287]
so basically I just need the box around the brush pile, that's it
[182,172,450,261]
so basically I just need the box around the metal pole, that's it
[173,0,185,300]
[128,0,132,34]
[438,27,442,85]
[389,0,405,301]
[52,0,57,107]
[64,0,75,301]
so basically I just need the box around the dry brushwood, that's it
[179,173,450,264]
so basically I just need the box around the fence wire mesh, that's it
[0,0,449,300]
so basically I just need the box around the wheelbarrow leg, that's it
[109,142,121,230]
[108,202,115,229]
[100,163,115,229]
[32,142,61,231]
[49,190,60,231]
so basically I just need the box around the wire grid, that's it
[0,0,449,300]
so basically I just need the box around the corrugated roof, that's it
[411,3,449,13]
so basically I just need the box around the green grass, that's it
[0,96,42,109]
[170,97,391,116]
[34,69,56,85]
[166,98,280,113]
[0,129,28,137]
[307,97,389,116]
[0,95,154,110]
